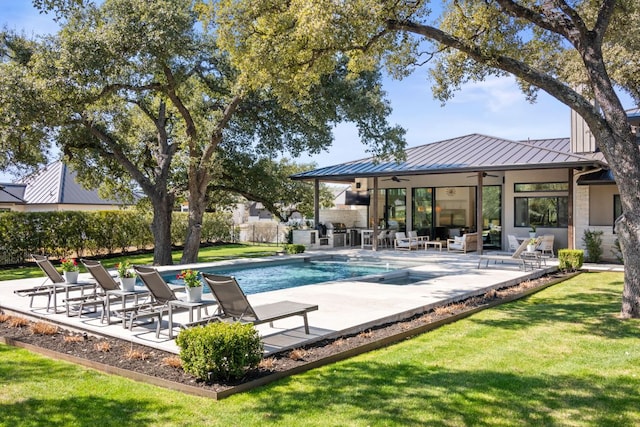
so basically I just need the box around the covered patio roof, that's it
[292,133,607,181]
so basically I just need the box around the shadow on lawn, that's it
[469,275,638,340]
[0,396,167,427]
[249,360,640,426]
[0,345,171,427]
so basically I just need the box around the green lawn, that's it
[1,272,639,426]
[0,244,282,282]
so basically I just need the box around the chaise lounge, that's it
[201,273,318,334]
[14,254,96,314]
[477,239,532,269]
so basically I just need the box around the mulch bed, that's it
[0,271,574,399]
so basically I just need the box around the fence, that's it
[235,223,290,246]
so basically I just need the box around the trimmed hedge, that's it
[284,244,306,254]
[558,249,584,271]
[176,322,263,381]
[0,210,233,264]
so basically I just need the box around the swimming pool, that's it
[163,258,410,294]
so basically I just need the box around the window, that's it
[514,182,568,192]
[514,197,568,228]
[370,188,406,231]
[412,188,433,236]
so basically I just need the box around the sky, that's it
[0,2,634,180]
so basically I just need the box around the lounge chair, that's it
[14,254,95,314]
[79,259,149,323]
[201,273,318,334]
[133,266,215,339]
[477,239,533,269]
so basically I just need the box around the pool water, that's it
[164,260,392,294]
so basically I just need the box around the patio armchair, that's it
[394,232,420,250]
[200,273,318,334]
[408,230,429,242]
[447,233,478,253]
[537,235,555,258]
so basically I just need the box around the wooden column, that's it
[372,177,378,251]
[567,168,574,249]
[477,172,484,255]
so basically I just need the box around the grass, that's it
[1,272,639,426]
[0,243,282,282]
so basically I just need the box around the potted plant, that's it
[529,224,537,238]
[178,269,202,302]
[60,258,79,284]
[527,238,537,253]
[116,260,137,291]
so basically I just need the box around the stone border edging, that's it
[1,272,579,400]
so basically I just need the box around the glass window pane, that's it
[412,188,432,237]
[614,195,622,220]
[514,196,568,228]
[515,198,529,227]
[515,182,569,192]
[386,188,406,231]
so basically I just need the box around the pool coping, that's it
[0,249,560,356]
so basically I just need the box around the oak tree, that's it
[217,0,640,317]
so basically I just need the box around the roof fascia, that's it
[290,160,606,182]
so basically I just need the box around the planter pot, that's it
[185,286,203,303]
[527,245,536,253]
[529,232,537,239]
[64,271,79,284]
[120,277,136,292]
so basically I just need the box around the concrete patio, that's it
[0,248,560,355]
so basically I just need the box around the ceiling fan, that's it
[382,175,410,182]
[466,172,499,178]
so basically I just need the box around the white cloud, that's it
[450,76,524,113]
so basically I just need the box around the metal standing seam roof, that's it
[291,133,607,181]
[19,161,124,205]
[0,183,26,204]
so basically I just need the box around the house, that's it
[292,111,632,261]
[0,161,129,212]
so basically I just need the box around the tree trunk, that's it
[181,170,208,264]
[149,193,175,265]
[591,117,640,318]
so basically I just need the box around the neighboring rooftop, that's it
[17,161,124,206]
[0,183,26,204]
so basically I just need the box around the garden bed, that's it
[0,271,575,399]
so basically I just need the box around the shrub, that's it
[582,229,604,263]
[612,238,624,264]
[558,249,584,271]
[176,322,263,382]
[284,244,305,254]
